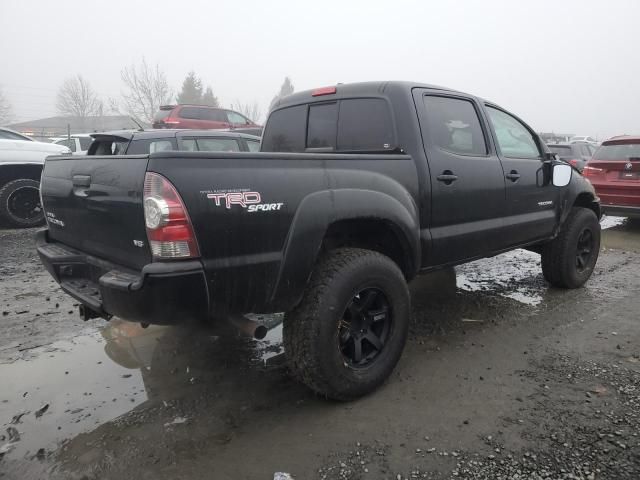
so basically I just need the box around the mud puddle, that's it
[0,332,148,462]
[0,318,285,468]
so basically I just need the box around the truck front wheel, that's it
[283,248,410,400]
[0,179,45,228]
[541,207,601,288]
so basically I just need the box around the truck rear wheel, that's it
[541,207,600,288]
[0,179,45,228]
[283,248,410,400]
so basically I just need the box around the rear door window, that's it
[179,107,205,120]
[196,138,241,152]
[181,139,198,151]
[486,107,540,159]
[423,96,487,156]
[202,109,228,122]
[126,138,176,154]
[337,98,394,152]
[307,103,338,149]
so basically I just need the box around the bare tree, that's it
[56,75,103,117]
[121,58,173,124]
[0,88,12,125]
[230,100,262,123]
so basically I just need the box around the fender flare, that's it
[269,188,420,311]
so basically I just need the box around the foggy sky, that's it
[1,0,638,139]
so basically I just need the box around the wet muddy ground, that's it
[1,218,639,479]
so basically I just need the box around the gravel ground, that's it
[0,218,639,479]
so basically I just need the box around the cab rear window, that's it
[262,98,394,153]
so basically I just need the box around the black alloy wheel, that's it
[338,287,391,368]
[575,228,594,273]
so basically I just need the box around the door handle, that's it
[436,171,458,185]
[72,175,91,187]
[505,170,521,182]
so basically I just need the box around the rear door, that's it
[485,105,560,245]
[414,90,507,265]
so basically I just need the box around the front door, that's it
[415,91,507,266]
[484,105,560,246]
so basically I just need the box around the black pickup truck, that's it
[37,81,601,400]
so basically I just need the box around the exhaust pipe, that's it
[228,315,268,340]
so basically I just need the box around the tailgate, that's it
[40,155,152,270]
[587,159,640,182]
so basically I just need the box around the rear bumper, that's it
[601,204,640,218]
[35,229,209,325]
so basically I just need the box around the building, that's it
[539,132,575,144]
[6,115,141,141]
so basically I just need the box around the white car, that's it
[0,127,70,227]
[51,134,93,155]
[570,135,599,145]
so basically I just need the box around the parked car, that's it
[0,127,35,141]
[583,135,640,218]
[37,81,600,400]
[547,142,596,171]
[52,134,93,155]
[570,135,598,145]
[152,104,261,135]
[87,130,261,155]
[0,135,70,227]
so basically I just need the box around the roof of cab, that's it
[273,81,460,110]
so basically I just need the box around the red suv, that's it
[583,135,640,217]
[152,105,261,131]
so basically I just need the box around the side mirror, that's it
[553,164,572,187]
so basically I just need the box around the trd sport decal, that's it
[201,189,284,212]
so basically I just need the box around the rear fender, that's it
[269,188,419,311]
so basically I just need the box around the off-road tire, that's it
[0,179,45,228]
[541,207,600,288]
[283,248,410,400]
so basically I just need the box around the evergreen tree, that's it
[202,86,219,107]
[177,71,203,104]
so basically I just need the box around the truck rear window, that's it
[262,98,394,153]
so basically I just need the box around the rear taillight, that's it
[160,118,180,127]
[143,172,199,259]
[569,159,579,167]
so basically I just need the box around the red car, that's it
[152,104,261,132]
[583,135,640,217]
